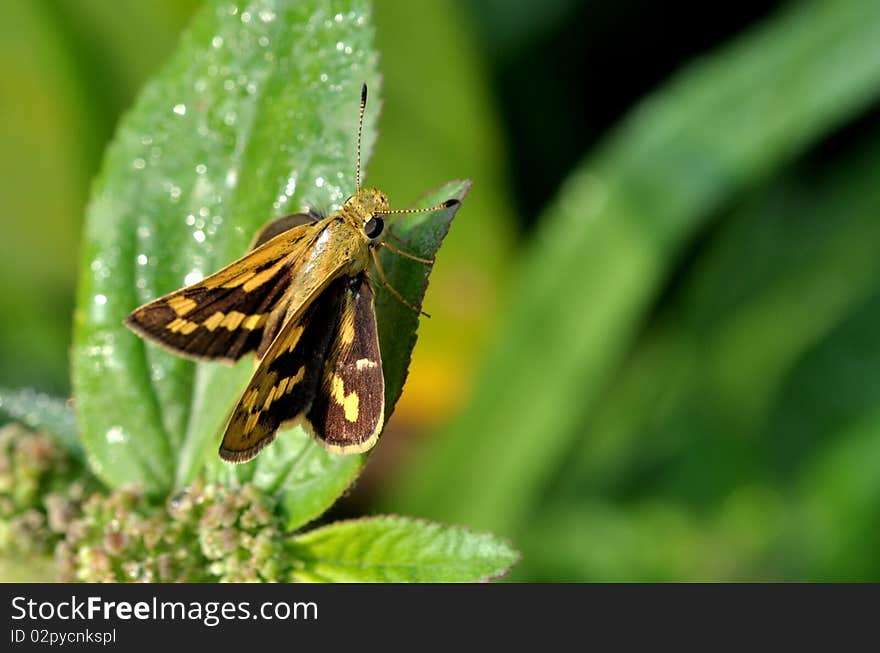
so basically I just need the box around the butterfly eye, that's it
[364,216,384,240]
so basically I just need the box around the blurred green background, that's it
[4,0,880,580]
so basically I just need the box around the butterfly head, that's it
[345,187,390,241]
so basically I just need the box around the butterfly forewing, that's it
[125,223,315,362]
[306,273,385,454]
[217,277,347,462]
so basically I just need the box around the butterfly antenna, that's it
[375,199,460,262]
[377,198,460,217]
[356,83,367,192]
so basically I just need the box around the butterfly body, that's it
[259,188,391,325]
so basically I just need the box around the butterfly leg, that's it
[380,239,434,265]
[386,225,415,249]
[369,248,431,318]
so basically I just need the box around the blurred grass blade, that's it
[287,515,519,582]
[0,1,113,395]
[388,0,880,534]
[519,128,880,581]
[519,493,783,581]
[205,181,469,531]
[793,405,880,579]
[558,127,880,499]
[525,289,880,581]
[73,0,379,495]
[0,387,82,461]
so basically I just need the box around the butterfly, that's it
[125,84,458,462]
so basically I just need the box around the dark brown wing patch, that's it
[218,278,346,462]
[126,268,292,362]
[306,274,384,454]
[125,225,315,362]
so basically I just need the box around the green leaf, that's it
[206,180,469,531]
[73,0,380,495]
[0,387,83,462]
[375,181,471,411]
[388,0,880,535]
[370,0,517,412]
[288,515,519,582]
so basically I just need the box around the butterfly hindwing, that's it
[125,223,315,362]
[249,212,321,250]
[306,273,385,454]
[217,277,347,462]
